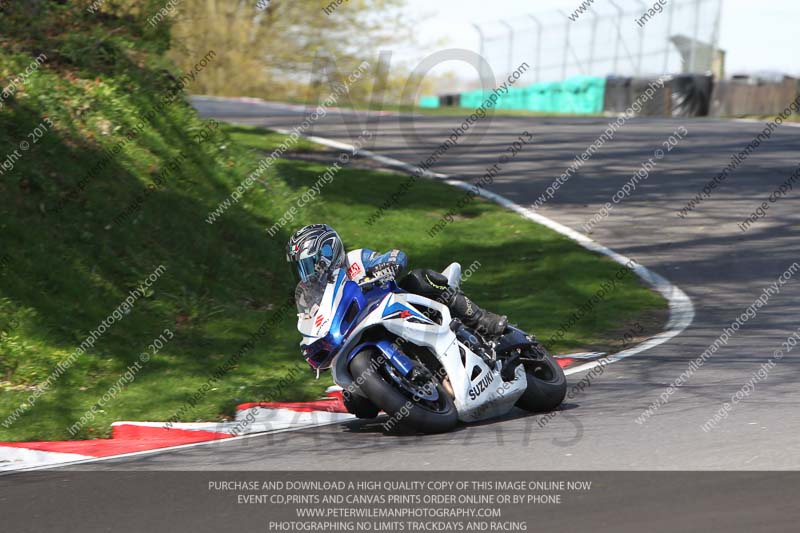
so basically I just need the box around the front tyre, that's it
[342,388,380,419]
[515,344,567,413]
[349,349,458,434]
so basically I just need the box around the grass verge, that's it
[0,4,665,442]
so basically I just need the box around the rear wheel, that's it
[349,348,458,434]
[515,343,567,413]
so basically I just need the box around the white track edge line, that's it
[278,130,696,378]
[9,122,697,473]
[732,118,800,128]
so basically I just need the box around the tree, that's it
[169,0,421,105]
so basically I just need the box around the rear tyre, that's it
[515,344,567,413]
[349,348,458,434]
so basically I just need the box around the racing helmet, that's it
[286,224,345,284]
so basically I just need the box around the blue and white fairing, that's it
[295,265,527,422]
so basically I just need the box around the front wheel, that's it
[349,349,458,434]
[515,344,567,413]
[342,388,380,419]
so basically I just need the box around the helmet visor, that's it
[294,256,319,284]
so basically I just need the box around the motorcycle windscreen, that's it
[294,275,328,315]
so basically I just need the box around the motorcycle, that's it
[294,262,567,433]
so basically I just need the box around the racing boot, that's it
[401,269,508,338]
[443,288,508,339]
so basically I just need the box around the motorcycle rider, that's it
[286,224,507,337]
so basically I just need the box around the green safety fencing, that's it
[418,95,440,108]
[420,76,606,114]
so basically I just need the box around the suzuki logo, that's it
[468,372,494,401]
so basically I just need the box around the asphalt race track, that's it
[83,98,800,471]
